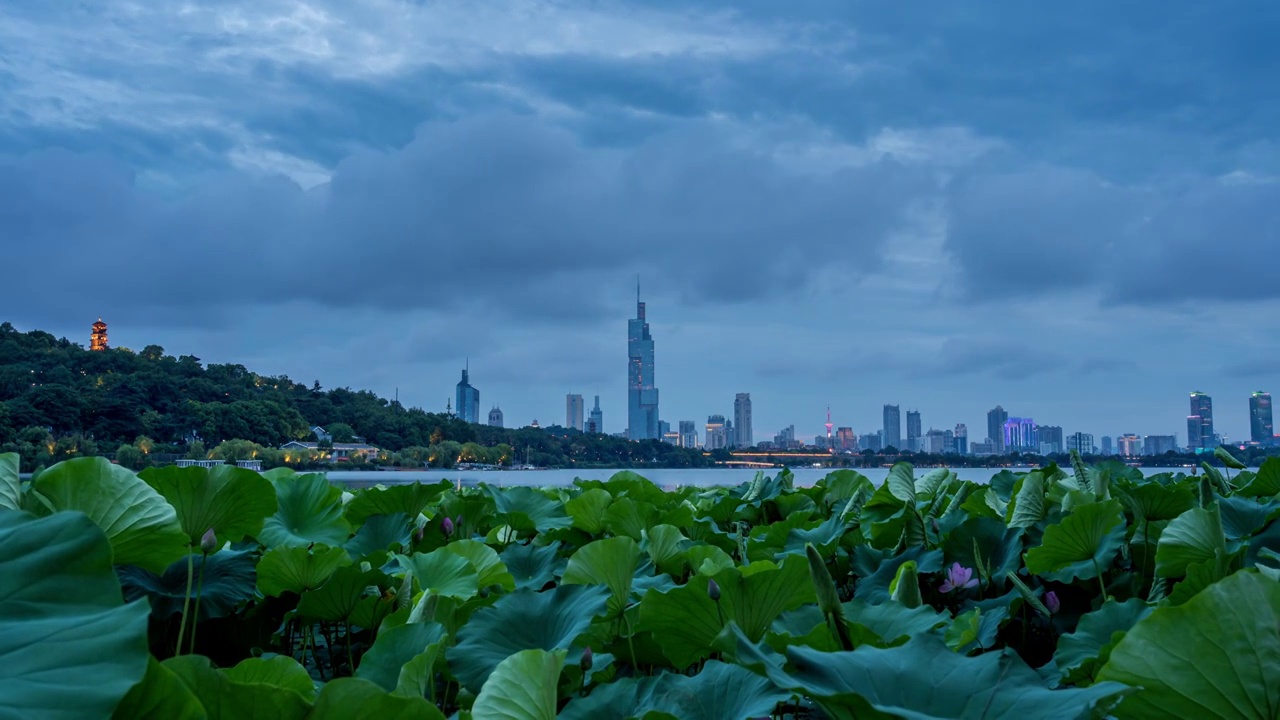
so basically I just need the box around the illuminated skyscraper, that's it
[883,405,901,451]
[90,318,108,351]
[455,364,479,424]
[627,285,660,440]
[566,394,585,431]
[1187,391,1214,450]
[1251,392,1273,445]
[1004,418,1037,451]
[705,415,728,450]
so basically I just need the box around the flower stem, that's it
[1093,558,1109,601]
[175,550,194,656]
[345,620,355,676]
[189,553,208,654]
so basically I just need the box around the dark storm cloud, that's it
[0,114,932,324]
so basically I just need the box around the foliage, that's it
[2,457,1279,717]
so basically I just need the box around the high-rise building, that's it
[1187,391,1214,451]
[678,420,698,448]
[906,411,922,452]
[1066,432,1094,454]
[455,365,480,424]
[1101,436,1113,455]
[1251,392,1274,445]
[627,287,660,440]
[1036,425,1064,455]
[705,415,728,450]
[1004,418,1037,451]
[734,393,753,448]
[1144,435,1177,456]
[1117,433,1143,457]
[987,406,1009,453]
[488,406,504,428]
[883,405,902,451]
[858,431,883,452]
[836,427,856,451]
[588,395,603,435]
[566,394,585,431]
[774,425,798,448]
[90,318,108,351]
[954,424,968,455]
[923,428,954,454]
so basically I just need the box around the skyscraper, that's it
[906,410,922,452]
[455,365,479,424]
[1067,432,1095,454]
[705,415,727,450]
[678,420,698,448]
[734,393,753,448]
[1101,436,1113,455]
[566,394,585,431]
[488,406,504,428]
[1003,418,1036,451]
[883,405,901,451]
[627,286,660,440]
[1188,391,1214,451]
[836,427,856,451]
[954,424,968,455]
[1036,425,1064,454]
[1118,434,1143,457]
[987,406,1008,453]
[588,395,603,434]
[1251,392,1273,445]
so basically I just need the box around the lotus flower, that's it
[580,646,593,672]
[939,563,979,593]
[1044,591,1061,614]
[441,516,455,537]
[199,528,218,554]
[708,579,721,602]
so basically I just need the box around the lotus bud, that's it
[199,528,218,554]
[806,544,842,616]
[442,516,455,538]
[1044,591,1061,614]
[580,646,593,672]
[708,579,721,602]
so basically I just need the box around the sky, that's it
[1,1,1278,444]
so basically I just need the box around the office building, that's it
[487,406,504,428]
[1100,436,1113,456]
[859,431,883,452]
[705,415,728,450]
[1251,392,1274,445]
[588,395,603,435]
[987,406,1009,452]
[733,393,753,448]
[678,421,698,448]
[1004,418,1037,452]
[923,428,954,454]
[906,410,922,452]
[1066,432,1094,455]
[1117,434,1143,457]
[658,420,670,439]
[1036,425,1064,455]
[1144,435,1177,456]
[836,427,856,452]
[883,405,902,451]
[1187,391,1214,451]
[627,286,660,440]
[970,439,995,455]
[662,431,679,444]
[455,365,480,424]
[954,424,968,455]
[566,394,585,431]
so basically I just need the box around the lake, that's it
[325,465,1198,490]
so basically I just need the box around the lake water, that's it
[325,465,1196,490]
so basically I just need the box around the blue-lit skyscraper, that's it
[455,365,479,424]
[627,286,660,440]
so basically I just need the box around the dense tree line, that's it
[0,323,711,472]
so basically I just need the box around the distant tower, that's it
[488,406,504,428]
[566,394,585,431]
[733,393,753,448]
[455,362,480,424]
[588,395,603,434]
[90,318,108,351]
[627,280,660,440]
[824,406,834,449]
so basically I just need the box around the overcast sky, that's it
[2,1,1277,443]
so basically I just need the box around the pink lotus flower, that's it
[1044,591,1061,614]
[939,563,979,593]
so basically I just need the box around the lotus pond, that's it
[1,451,1278,719]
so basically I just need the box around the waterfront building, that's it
[588,395,603,434]
[859,431,883,452]
[1117,434,1143,457]
[1066,432,1094,454]
[1187,391,1214,451]
[987,406,1008,453]
[836,427,856,451]
[1251,392,1274,445]
[627,287,660,440]
[734,393,753,448]
[705,415,728,450]
[923,428,953,454]
[488,406,504,428]
[883,405,902,451]
[90,318,108,351]
[566,394,584,431]
[954,424,968,455]
[280,440,380,462]
[1144,435,1177,456]
[1036,425,1064,454]
[455,365,480,424]
[906,410,922,452]
[1101,436,1113,455]
[970,439,995,455]
[678,421,698,448]
[1003,418,1037,452]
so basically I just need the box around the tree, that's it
[115,443,146,470]
[326,422,356,443]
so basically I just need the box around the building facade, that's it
[1187,391,1214,451]
[1036,425,1064,455]
[455,366,480,424]
[954,424,968,455]
[1144,435,1177,456]
[90,318,108,351]
[1251,391,1274,445]
[1003,418,1037,451]
[588,395,603,434]
[987,406,1009,453]
[733,393,753,448]
[1117,433,1143,456]
[678,420,698,448]
[1101,436,1113,455]
[906,410,922,452]
[566,394,585,431]
[1066,432,1094,454]
[883,405,901,451]
[836,427,856,452]
[627,290,660,440]
[488,406,504,428]
[705,415,728,450]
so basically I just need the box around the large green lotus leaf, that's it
[566,660,788,720]
[604,497,660,540]
[563,536,643,617]
[297,564,382,622]
[471,648,564,720]
[119,549,257,621]
[944,517,1023,584]
[780,635,1130,719]
[595,470,675,505]
[259,472,350,548]
[163,655,310,720]
[501,540,565,591]
[769,515,847,561]
[1218,496,1280,541]
[1155,506,1227,577]
[140,464,277,547]
[853,545,944,603]
[1235,457,1280,497]
[1098,572,1280,719]
[488,486,572,532]
[344,481,450,525]
[112,657,206,720]
[451,584,609,692]
[345,512,411,559]
[222,656,315,699]
[309,677,445,720]
[642,524,690,576]
[444,538,516,591]
[842,599,950,646]
[638,555,815,669]
[884,462,917,504]
[565,488,613,534]
[0,452,19,511]
[559,675,667,720]
[397,547,480,600]
[1025,499,1126,582]
[27,457,187,572]
[1008,471,1047,529]
[257,544,350,597]
[1053,599,1152,685]
[356,621,447,695]
[1119,481,1196,522]
[0,511,151,720]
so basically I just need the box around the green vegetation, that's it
[3,449,1278,718]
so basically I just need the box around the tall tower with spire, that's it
[627,280,660,440]
[825,406,834,449]
[90,318,108,351]
[455,360,480,424]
